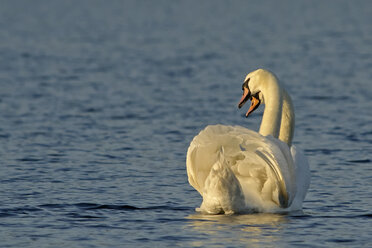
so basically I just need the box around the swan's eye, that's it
[242,78,250,90]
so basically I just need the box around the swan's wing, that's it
[186,124,297,211]
[289,145,311,210]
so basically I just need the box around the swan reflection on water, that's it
[186,213,289,247]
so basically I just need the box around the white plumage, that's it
[186,69,310,214]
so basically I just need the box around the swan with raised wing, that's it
[186,69,310,214]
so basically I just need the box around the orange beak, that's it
[238,88,261,117]
[245,95,260,117]
[238,87,251,109]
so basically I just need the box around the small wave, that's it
[84,204,141,210]
[0,206,42,217]
[0,203,192,219]
[291,213,372,219]
[347,159,371,164]
[360,213,372,218]
[39,203,69,209]
[64,213,104,219]
[304,95,350,101]
[326,238,355,243]
[76,203,192,211]
[0,212,16,217]
[16,157,43,162]
[39,203,192,212]
[304,148,342,155]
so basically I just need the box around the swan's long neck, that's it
[258,75,282,139]
[258,74,295,146]
[279,90,295,146]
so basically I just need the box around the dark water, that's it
[0,0,371,247]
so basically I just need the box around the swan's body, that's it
[186,69,310,214]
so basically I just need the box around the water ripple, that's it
[0,0,371,247]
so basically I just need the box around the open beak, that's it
[238,88,261,117]
[238,87,251,109]
[245,95,260,117]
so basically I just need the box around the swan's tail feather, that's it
[198,157,246,214]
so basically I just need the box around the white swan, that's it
[186,69,310,214]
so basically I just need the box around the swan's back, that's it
[187,124,308,213]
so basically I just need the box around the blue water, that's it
[0,0,371,247]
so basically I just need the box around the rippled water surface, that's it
[0,0,371,247]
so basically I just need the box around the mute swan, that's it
[186,69,310,214]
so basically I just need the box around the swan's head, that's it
[238,69,273,117]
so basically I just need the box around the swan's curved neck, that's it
[258,75,294,146]
[258,75,282,139]
[279,90,295,146]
